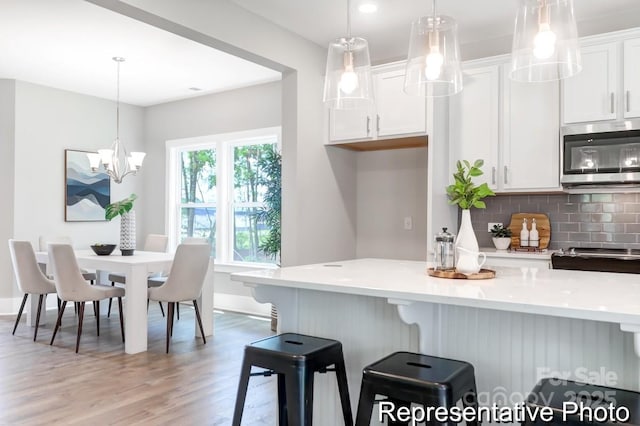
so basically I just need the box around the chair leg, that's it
[50,301,67,346]
[34,294,45,342]
[75,302,85,353]
[231,355,253,426]
[277,373,288,426]
[193,300,206,344]
[177,302,180,321]
[158,301,165,317]
[95,301,100,336]
[334,351,354,425]
[107,281,115,318]
[284,366,308,426]
[12,294,29,335]
[118,297,125,343]
[166,302,174,353]
[355,379,376,426]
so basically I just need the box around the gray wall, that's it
[13,81,144,247]
[0,80,16,298]
[471,193,640,249]
[142,81,282,238]
[356,147,428,260]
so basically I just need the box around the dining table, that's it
[35,249,214,354]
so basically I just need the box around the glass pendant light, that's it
[323,0,374,109]
[510,0,581,82]
[404,0,463,97]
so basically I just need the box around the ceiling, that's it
[232,0,640,62]
[1,1,639,107]
[0,0,281,106]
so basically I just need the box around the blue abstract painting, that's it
[65,149,110,222]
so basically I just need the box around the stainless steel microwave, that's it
[561,120,640,186]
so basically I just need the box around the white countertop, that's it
[231,258,640,325]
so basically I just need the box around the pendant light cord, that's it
[346,0,352,38]
[432,0,436,20]
[116,59,120,140]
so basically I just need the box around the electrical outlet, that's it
[404,216,413,230]
[488,222,502,232]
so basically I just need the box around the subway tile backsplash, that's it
[471,193,640,250]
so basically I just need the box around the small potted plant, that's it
[490,224,512,250]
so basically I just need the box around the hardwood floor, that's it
[0,305,276,425]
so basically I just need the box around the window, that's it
[166,127,280,265]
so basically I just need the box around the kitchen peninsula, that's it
[232,258,640,425]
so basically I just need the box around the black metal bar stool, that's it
[232,332,354,426]
[355,351,479,426]
[523,378,640,425]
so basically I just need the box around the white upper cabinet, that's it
[450,61,561,193]
[624,38,640,118]
[374,66,427,137]
[329,107,372,141]
[449,65,500,190]
[502,64,560,191]
[327,62,427,145]
[562,35,640,124]
[562,42,618,124]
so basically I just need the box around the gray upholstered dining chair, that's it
[39,235,97,284]
[107,233,168,317]
[147,237,210,320]
[8,240,58,341]
[147,242,210,353]
[48,243,125,353]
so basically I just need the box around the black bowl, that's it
[91,244,116,256]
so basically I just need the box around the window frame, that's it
[165,127,281,267]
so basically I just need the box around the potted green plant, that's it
[105,193,137,256]
[446,159,495,254]
[490,224,512,250]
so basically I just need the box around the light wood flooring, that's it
[0,304,276,425]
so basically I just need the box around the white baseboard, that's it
[1,293,271,318]
[214,293,271,317]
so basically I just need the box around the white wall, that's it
[355,148,428,261]
[101,0,358,267]
[0,80,16,299]
[13,81,144,253]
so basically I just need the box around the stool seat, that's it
[525,378,640,425]
[232,333,353,426]
[356,351,478,426]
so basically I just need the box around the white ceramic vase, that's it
[120,210,136,256]
[455,209,479,253]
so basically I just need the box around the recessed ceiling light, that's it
[188,87,203,91]
[358,2,378,14]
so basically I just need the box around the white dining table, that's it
[35,249,214,354]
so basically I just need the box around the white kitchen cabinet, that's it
[501,64,560,191]
[327,62,426,146]
[450,61,560,193]
[562,42,618,124]
[449,65,500,190]
[624,37,640,118]
[374,66,426,137]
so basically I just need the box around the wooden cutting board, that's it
[508,213,551,249]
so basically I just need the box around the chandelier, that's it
[87,57,145,184]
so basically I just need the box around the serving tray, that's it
[426,268,496,280]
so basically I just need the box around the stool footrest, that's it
[249,369,275,377]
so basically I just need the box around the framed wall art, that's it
[65,149,111,222]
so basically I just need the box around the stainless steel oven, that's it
[561,119,640,186]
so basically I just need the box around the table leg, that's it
[125,264,148,354]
